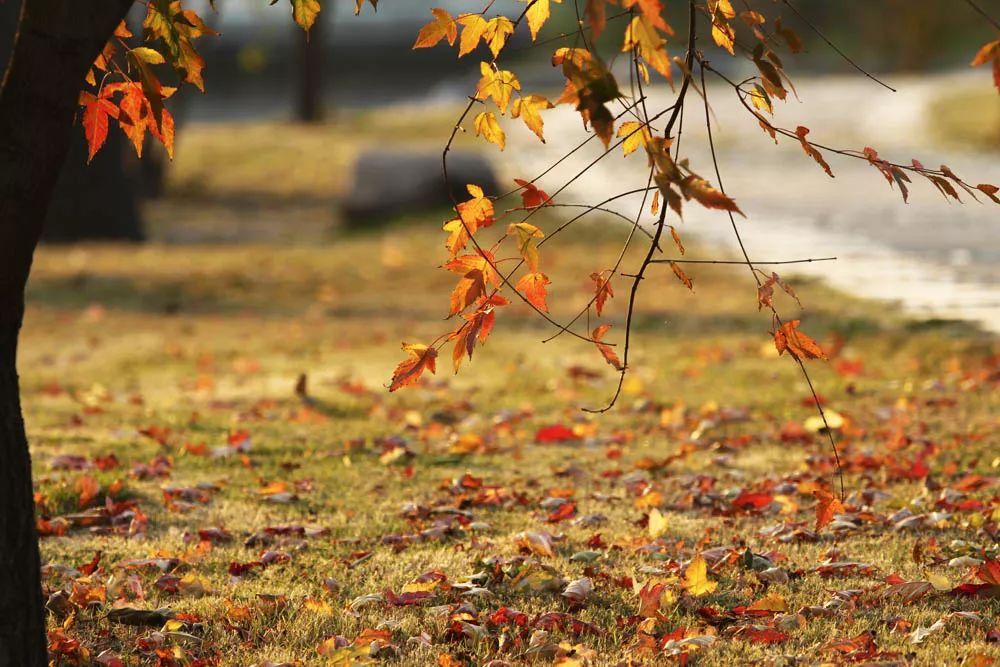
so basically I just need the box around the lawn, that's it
[23,207,999,665]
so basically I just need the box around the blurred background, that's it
[5,0,999,330]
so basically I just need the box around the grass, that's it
[927,84,1000,150]
[24,211,999,664]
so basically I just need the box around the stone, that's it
[341,149,500,225]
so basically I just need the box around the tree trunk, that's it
[0,2,135,664]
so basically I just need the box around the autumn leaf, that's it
[354,0,377,15]
[622,0,670,32]
[592,324,623,370]
[795,126,834,177]
[474,111,505,150]
[444,184,495,257]
[669,261,693,291]
[622,14,672,82]
[813,488,844,531]
[553,47,620,148]
[483,17,515,58]
[389,343,438,392]
[590,272,614,316]
[512,94,553,141]
[683,554,718,597]
[970,39,1000,91]
[80,93,118,163]
[648,507,668,539]
[508,222,545,271]
[290,0,321,32]
[680,176,745,215]
[516,271,550,312]
[617,121,651,157]
[413,8,458,50]
[773,319,827,361]
[514,178,551,209]
[524,0,563,41]
[708,0,736,55]
[476,62,521,114]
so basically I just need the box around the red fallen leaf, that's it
[773,320,827,361]
[535,424,579,443]
[228,560,264,577]
[92,453,119,471]
[489,606,529,627]
[977,558,1000,586]
[514,178,551,208]
[813,487,845,531]
[383,589,433,606]
[951,582,993,597]
[78,551,102,576]
[732,490,774,511]
[196,527,232,543]
[547,501,577,523]
[739,626,790,644]
[76,474,100,509]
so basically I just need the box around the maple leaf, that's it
[669,261,693,291]
[144,0,216,91]
[475,62,521,114]
[451,295,507,372]
[648,507,668,539]
[680,176,744,215]
[617,121,652,157]
[457,14,488,58]
[483,17,515,58]
[512,94,553,142]
[413,8,458,50]
[389,343,438,392]
[514,178,551,209]
[80,93,119,163]
[773,320,827,361]
[970,39,1000,92]
[444,184,495,257]
[524,0,563,41]
[585,0,607,40]
[622,14,672,82]
[449,269,486,315]
[709,0,736,55]
[516,271,550,312]
[474,111,505,151]
[795,126,834,177]
[290,0,321,32]
[813,488,845,531]
[553,48,620,148]
[683,554,718,597]
[508,222,545,271]
[590,272,614,315]
[592,324,623,370]
[622,0,670,32]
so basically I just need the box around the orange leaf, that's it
[795,126,834,177]
[813,487,844,531]
[413,8,458,49]
[590,272,614,316]
[516,271,550,312]
[592,324,623,370]
[669,261,693,291]
[389,343,438,392]
[773,319,827,361]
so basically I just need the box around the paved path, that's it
[503,71,1000,332]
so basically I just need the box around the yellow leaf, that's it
[524,0,563,41]
[648,508,668,539]
[475,62,521,114]
[457,14,489,57]
[683,554,717,597]
[512,94,553,142]
[474,111,506,150]
[413,8,457,49]
[484,17,515,58]
[507,222,544,271]
[291,0,322,32]
[618,121,651,157]
[746,592,788,613]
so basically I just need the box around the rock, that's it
[341,149,500,225]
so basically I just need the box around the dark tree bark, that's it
[0,0,143,244]
[0,2,135,665]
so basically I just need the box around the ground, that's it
[23,111,1000,666]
